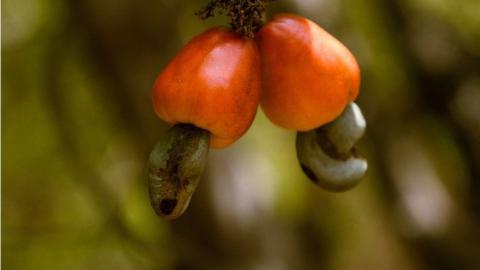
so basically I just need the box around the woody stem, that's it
[196,0,273,37]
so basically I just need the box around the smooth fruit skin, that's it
[152,27,261,149]
[256,14,360,131]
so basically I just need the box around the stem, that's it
[196,0,274,37]
[147,124,210,220]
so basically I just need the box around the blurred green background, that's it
[3,0,480,269]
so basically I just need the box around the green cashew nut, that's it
[147,124,210,220]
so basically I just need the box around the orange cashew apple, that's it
[152,27,261,149]
[256,13,360,130]
[256,14,367,191]
[148,27,261,219]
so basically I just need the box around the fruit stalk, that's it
[196,0,273,37]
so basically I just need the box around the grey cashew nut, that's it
[296,102,368,192]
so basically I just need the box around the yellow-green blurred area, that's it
[3,0,480,269]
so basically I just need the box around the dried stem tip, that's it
[196,0,274,38]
